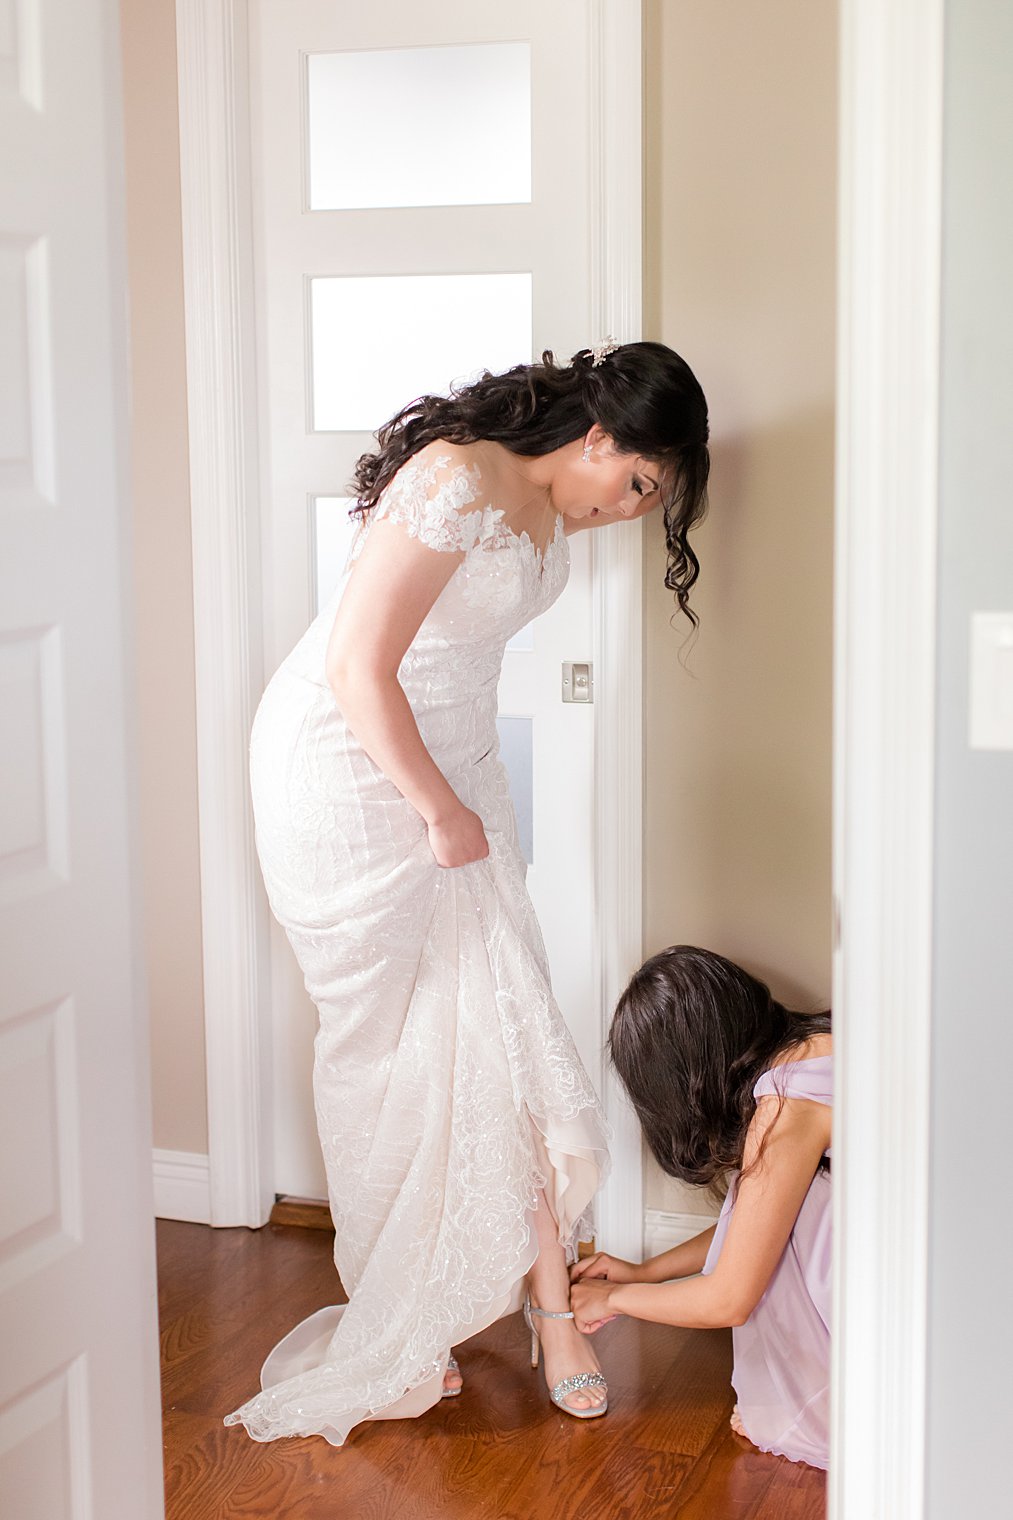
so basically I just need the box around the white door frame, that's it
[586,2,646,1261]
[831,2,942,1517]
[175,0,645,1244]
[176,0,274,1229]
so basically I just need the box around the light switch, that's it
[969,612,1013,751]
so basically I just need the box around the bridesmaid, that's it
[572,946,832,1470]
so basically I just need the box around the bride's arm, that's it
[325,515,487,868]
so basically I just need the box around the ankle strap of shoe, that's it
[527,1305,575,1320]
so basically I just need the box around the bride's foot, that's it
[730,1404,748,1439]
[525,1298,608,1416]
[441,1353,463,1398]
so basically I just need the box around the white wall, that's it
[927,1,1013,1511]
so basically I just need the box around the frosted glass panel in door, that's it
[312,496,360,615]
[310,272,532,432]
[307,43,531,210]
[506,621,534,653]
[495,715,533,864]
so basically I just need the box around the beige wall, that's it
[641,0,837,1214]
[121,0,207,1154]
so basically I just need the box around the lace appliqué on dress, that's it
[373,452,504,555]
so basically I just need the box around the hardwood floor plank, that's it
[627,1324,736,1458]
[748,1452,827,1520]
[660,1419,826,1519]
[158,1220,826,1519]
[269,1197,335,1230]
[500,1432,693,1520]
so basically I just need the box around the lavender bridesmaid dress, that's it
[701,1054,832,1469]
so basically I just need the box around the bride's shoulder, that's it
[385,438,485,499]
[408,437,484,474]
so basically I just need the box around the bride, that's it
[223,339,709,1444]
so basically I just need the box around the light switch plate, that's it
[969,612,1013,751]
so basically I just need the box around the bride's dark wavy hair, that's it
[608,945,832,1186]
[349,341,710,625]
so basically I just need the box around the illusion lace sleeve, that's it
[372,449,500,554]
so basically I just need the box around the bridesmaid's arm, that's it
[325,517,485,865]
[572,1097,830,1332]
[570,1225,718,1287]
[639,1225,718,1282]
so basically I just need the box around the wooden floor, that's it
[158,1218,826,1519]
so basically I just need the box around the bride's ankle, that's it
[526,1283,573,1315]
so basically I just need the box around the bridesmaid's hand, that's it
[427,805,490,868]
[571,1278,619,1334]
[570,1252,639,1285]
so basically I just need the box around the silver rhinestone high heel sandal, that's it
[441,1353,462,1398]
[523,1294,608,1419]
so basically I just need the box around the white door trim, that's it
[832,1,943,1515]
[588,0,645,1260]
[175,0,645,1234]
[176,0,274,1227]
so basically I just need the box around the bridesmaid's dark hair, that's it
[608,945,832,1186]
[349,342,710,626]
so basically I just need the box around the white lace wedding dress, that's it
[223,444,610,1445]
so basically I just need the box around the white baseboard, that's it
[152,1148,211,1224]
[150,1163,718,1245]
[644,1208,720,1259]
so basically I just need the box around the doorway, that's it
[161,0,943,1507]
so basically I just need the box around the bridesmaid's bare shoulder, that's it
[769,1030,833,1068]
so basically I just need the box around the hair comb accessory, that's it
[589,335,621,367]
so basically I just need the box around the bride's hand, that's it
[570,1252,638,1284]
[427,805,490,868]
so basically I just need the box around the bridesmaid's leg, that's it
[526,1188,606,1411]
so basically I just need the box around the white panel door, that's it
[0,1,164,1516]
[249,0,596,1198]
